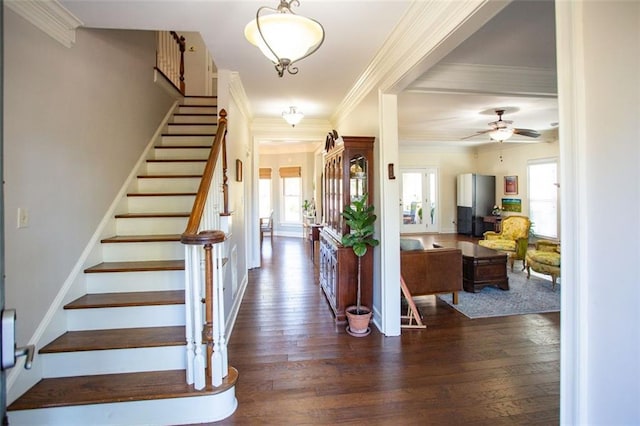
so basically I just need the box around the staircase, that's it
[7,96,238,425]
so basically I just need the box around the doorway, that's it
[400,168,439,233]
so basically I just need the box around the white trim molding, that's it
[6,0,83,48]
[406,63,558,98]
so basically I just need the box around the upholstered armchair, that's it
[526,240,560,289]
[478,215,531,270]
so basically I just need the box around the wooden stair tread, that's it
[126,192,196,197]
[84,260,184,273]
[173,113,217,117]
[161,134,215,137]
[146,159,207,163]
[101,234,180,243]
[154,144,212,149]
[65,290,184,309]
[114,212,190,218]
[40,326,186,353]
[167,123,216,126]
[137,174,202,179]
[8,368,238,411]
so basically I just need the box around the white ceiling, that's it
[59,0,558,149]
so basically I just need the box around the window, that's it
[280,166,302,223]
[528,159,559,239]
[258,168,272,218]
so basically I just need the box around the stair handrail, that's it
[181,109,229,390]
[184,109,228,234]
[155,31,186,95]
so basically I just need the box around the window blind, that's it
[259,167,272,179]
[279,166,301,178]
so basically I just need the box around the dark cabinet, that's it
[319,136,374,322]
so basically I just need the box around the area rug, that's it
[437,269,560,319]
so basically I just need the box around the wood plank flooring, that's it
[207,235,560,425]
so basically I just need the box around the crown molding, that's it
[6,0,83,48]
[332,0,507,126]
[406,63,557,97]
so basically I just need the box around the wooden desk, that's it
[483,215,502,233]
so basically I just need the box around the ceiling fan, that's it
[462,109,541,142]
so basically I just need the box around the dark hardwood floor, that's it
[208,235,560,425]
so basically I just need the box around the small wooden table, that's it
[433,241,508,293]
[308,224,323,260]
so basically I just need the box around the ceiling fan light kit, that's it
[489,127,514,142]
[282,106,304,127]
[244,0,325,77]
[462,108,541,142]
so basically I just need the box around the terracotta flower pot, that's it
[345,306,372,337]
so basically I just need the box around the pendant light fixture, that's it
[244,0,325,77]
[282,106,304,127]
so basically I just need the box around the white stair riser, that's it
[154,147,211,160]
[166,124,217,135]
[67,304,185,331]
[8,389,237,426]
[182,97,217,106]
[136,178,201,193]
[159,134,213,146]
[178,105,216,114]
[86,270,184,294]
[41,346,186,378]
[127,195,194,214]
[146,161,206,175]
[172,115,217,124]
[116,216,187,235]
[102,241,183,262]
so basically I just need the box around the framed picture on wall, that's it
[504,175,518,195]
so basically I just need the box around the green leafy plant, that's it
[341,193,379,314]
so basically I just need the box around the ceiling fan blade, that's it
[513,128,541,138]
[460,129,492,140]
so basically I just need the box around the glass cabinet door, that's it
[349,155,368,203]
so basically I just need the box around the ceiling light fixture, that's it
[282,106,304,127]
[489,127,514,142]
[244,0,325,77]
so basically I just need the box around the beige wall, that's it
[3,10,174,344]
[182,31,208,96]
[476,140,560,217]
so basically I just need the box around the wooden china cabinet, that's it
[319,135,374,322]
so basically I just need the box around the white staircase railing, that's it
[181,110,229,389]
[156,31,186,94]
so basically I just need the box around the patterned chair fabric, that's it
[478,215,531,270]
[526,240,561,289]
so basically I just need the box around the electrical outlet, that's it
[17,208,29,228]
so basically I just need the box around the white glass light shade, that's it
[489,127,514,142]
[244,13,324,63]
[282,107,304,127]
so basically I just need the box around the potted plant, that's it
[341,193,379,337]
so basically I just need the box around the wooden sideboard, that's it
[318,135,374,322]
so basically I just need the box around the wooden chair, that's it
[260,211,273,244]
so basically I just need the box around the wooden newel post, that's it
[180,230,226,386]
